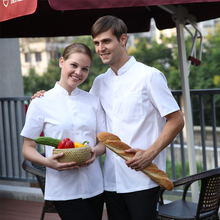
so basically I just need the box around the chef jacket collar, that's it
[111,56,136,77]
[55,82,79,96]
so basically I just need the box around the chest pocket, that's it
[123,92,143,117]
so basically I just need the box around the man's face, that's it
[93,29,125,67]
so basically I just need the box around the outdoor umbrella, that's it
[1,0,220,202]
[0,0,220,38]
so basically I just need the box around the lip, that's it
[70,75,80,81]
[100,53,110,59]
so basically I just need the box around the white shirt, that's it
[90,56,180,193]
[21,83,106,200]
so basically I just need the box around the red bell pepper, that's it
[57,138,74,149]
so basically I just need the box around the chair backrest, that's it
[32,163,46,195]
[22,153,46,194]
[196,167,220,218]
[22,154,58,219]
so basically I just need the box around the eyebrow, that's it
[70,61,91,68]
[93,38,111,44]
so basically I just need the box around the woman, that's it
[21,43,106,220]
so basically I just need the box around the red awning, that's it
[0,0,37,22]
[0,0,220,38]
[48,0,220,10]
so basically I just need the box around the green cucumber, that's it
[33,137,62,148]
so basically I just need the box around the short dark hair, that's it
[91,15,128,42]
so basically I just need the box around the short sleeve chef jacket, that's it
[90,56,180,193]
[21,83,106,200]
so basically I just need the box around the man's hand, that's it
[125,148,152,171]
[30,90,46,102]
[125,110,184,172]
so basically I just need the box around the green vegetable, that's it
[33,137,62,148]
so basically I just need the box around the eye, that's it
[82,67,89,72]
[104,39,110,44]
[71,64,77,68]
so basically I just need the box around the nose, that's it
[98,43,105,51]
[75,67,82,76]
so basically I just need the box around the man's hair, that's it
[91,15,128,42]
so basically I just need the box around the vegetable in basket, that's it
[33,137,89,149]
[74,141,89,148]
[57,138,74,149]
[33,137,62,147]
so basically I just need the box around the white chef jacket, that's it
[21,83,106,200]
[90,56,180,193]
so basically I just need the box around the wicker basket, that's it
[52,145,92,165]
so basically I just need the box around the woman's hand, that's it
[80,140,105,167]
[46,153,79,171]
[22,139,79,171]
[80,148,96,167]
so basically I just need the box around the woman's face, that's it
[59,52,91,94]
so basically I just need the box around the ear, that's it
[59,57,64,68]
[120,33,128,46]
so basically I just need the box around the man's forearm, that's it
[147,110,184,160]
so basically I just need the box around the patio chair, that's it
[158,167,220,220]
[22,153,58,220]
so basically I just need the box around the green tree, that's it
[23,59,60,95]
[159,27,220,91]
[37,58,60,91]
[23,67,40,95]
[159,34,182,90]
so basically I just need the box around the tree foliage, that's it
[23,59,60,95]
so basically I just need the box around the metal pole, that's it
[174,17,199,202]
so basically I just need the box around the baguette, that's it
[97,132,174,191]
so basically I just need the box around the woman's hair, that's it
[91,15,128,42]
[62,43,93,63]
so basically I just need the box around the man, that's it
[32,15,184,220]
[90,15,184,220]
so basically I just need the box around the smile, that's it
[71,75,80,81]
[100,53,110,59]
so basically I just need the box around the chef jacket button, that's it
[74,112,77,116]
[76,130,80,134]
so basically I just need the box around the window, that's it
[35,52,42,62]
[24,53,30,63]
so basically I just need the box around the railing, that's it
[0,89,220,185]
[0,97,34,182]
[169,89,220,180]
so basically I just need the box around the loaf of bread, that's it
[97,132,174,191]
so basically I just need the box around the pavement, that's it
[0,184,44,202]
[1,183,219,218]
